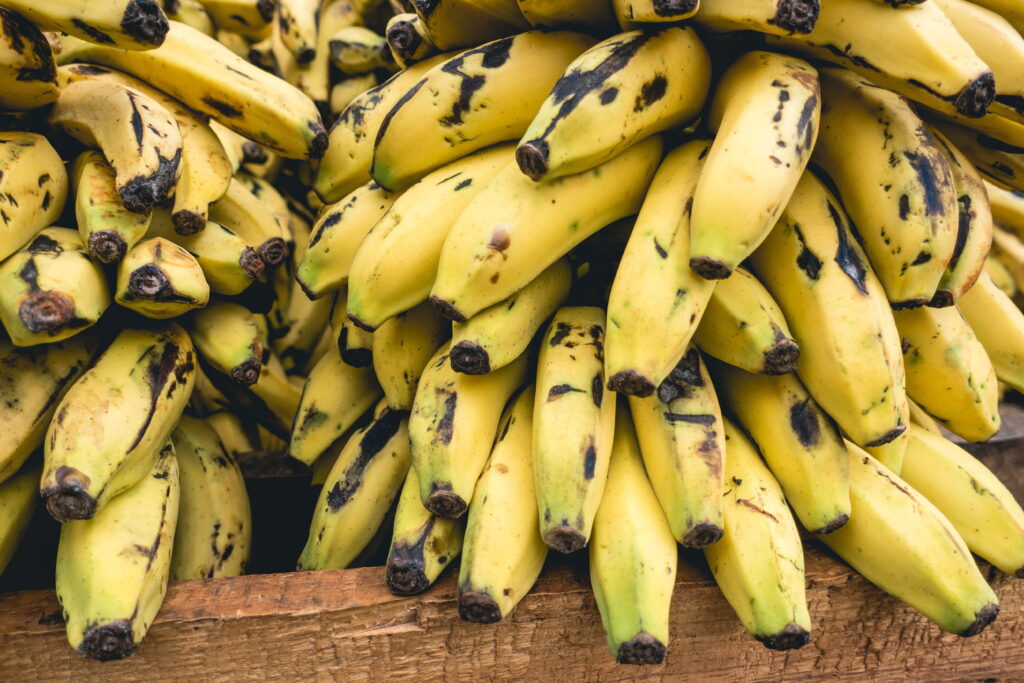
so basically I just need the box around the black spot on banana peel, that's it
[429,295,466,322]
[70,19,115,45]
[959,603,999,638]
[458,590,502,623]
[634,75,668,112]
[119,148,182,214]
[682,522,724,548]
[953,72,995,119]
[449,341,490,375]
[88,230,128,264]
[607,369,656,398]
[326,408,407,510]
[689,256,732,280]
[789,399,821,447]
[43,466,96,522]
[120,0,171,47]
[387,518,435,595]
[812,513,849,535]
[2,11,56,84]
[756,623,810,651]
[616,633,666,665]
[763,338,800,375]
[652,0,698,16]
[544,525,586,554]
[79,619,137,661]
[19,290,75,333]
[230,358,261,386]
[864,423,906,448]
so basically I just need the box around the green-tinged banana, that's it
[0,228,109,347]
[339,316,373,367]
[49,78,182,213]
[457,386,546,622]
[199,0,274,39]
[207,410,261,457]
[959,271,1024,393]
[329,26,393,74]
[171,415,251,579]
[629,347,725,547]
[766,0,995,120]
[589,406,676,664]
[72,150,151,264]
[517,0,617,33]
[166,0,215,34]
[347,145,512,329]
[5,0,168,50]
[55,445,178,662]
[748,170,907,448]
[0,133,67,262]
[533,307,615,554]
[0,460,39,575]
[187,301,264,385]
[56,22,326,159]
[298,181,396,300]
[516,29,707,183]
[715,362,851,533]
[450,259,571,375]
[691,266,799,375]
[115,237,210,318]
[277,0,319,62]
[0,8,58,110]
[688,52,818,279]
[813,68,958,307]
[605,138,714,396]
[986,255,1018,296]
[372,31,594,191]
[928,126,994,306]
[410,0,518,51]
[330,73,379,115]
[894,305,999,442]
[386,467,464,594]
[210,177,289,268]
[298,399,410,569]
[410,342,528,518]
[431,135,663,322]
[372,302,450,410]
[902,425,1024,577]
[704,418,811,650]
[693,0,819,35]
[930,119,1024,193]
[385,13,437,68]
[823,442,999,637]
[289,348,381,465]
[42,324,194,521]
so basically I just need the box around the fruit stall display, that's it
[0,0,1024,676]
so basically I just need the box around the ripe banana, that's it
[613,0,699,25]
[372,31,594,191]
[0,460,40,575]
[450,258,571,375]
[294,0,359,117]
[329,26,393,74]
[0,132,68,262]
[171,415,251,579]
[971,0,1024,37]
[330,74,379,115]
[5,0,169,50]
[278,0,320,62]
[210,177,289,268]
[410,342,528,518]
[703,417,811,650]
[298,399,411,570]
[55,444,178,661]
[187,301,264,385]
[347,145,512,330]
[386,468,464,595]
[986,255,1017,297]
[823,443,999,637]
[0,8,58,110]
[409,0,518,51]
[629,347,725,547]
[166,0,215,35]
[245,354,302,432]
[372,302,450,410]
[42,324,194,521]
[930,119,1024,193]
[72,150,151,264]
[959,271,1024,394]
[272,279,333,371]
[200,0,274,40]
[517,0,617,33]
[515,28,707,183]
[605,138,714,396]
[116,237,210,318]
[693,0,820,35]
[339,316,373,367]
[988,181,1024,238]
[908,398,942,434]
[457,387,547,622]
[431,135,663,322]
[691,266,799,375]
[207,410,261,458]
[385,13,437,68]
[0,228,110,347]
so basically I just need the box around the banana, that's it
[466,0,532,27]
[171,415,251,579]
[691,266,799,375]
[385,13,437,68]
[42,324,194,521]
[330,73,379,115]
[209,119,258,173]
[298,399,411,569]
[277,0,320,62]
[457,387,547,622]
[714,362,851,534]
[930,119,1024,193]
[533,307,615,554]
[688,52,819,280]
[198,0,274,39]
[908,398,942,434]
[410,0,518,51]
[0,228,110,347]
[865,404,910,474]
[166,0,215,35]
[410,342,528,518]
[450,259,571,375]
[339,316,373,367]
[605,138,714,396]
[988,181,1024,238]
[971,0,1024,37]
[517,29,707,184]
[823,442,999,637]
[986,255,1017,296]
[289,348,381,465]
[431,135,663,322]
[992,227,1024,293]
[893,305,999,442]
[189,362,232,415]
[187,301,264,385]
[959,271,1024,393]
[613,0,699,25]
[517,0,617,33]
[115,237,210,318]
[0,133,67,262]
[372,302,450,410]
[329,26,393,74]
[748,170,907,448]
[56,22,326,159]
[210,177,289,268]
[72,150,151,264]
[0,460,40,575]
[0,7,58,110]
[55,444,178,661]
[812,68,958,307]
[902,425,1024,577]
[589,406,676,664]
[386,467,464,595]
[629,347,725,547]
[372,31,594,191]
[5,0,168,50]
[693,0,820,35]
[294,0,358,118]
[765,0,995,121]
[207,410,261,457]
[347,145,512,330]
[297,181,396,300]
[247,355,302,431]
[272,277,333,370]
[703,417,811,650]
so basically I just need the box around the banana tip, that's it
[616,633,666,665]
[172,210,206,237]
[425,490,467,519]
[230,359,262,386]
[79,619,136,661]
[763,339,800,375]
[543,526,587,555]
[42,466,97,522]
[19,291,75,333]
[960,603,999,637]
[864,424,907,448]
[238,247,265,280]
[813,513,850,535]
[772,0,820,34]
[449,342,490,375]
[928,290,955,308]
[87,230,128,264]
[954,72,995,119]
[340,347,373,368]
[257,238,289,268]
[681,523,725,548]
[457,591,502,624]
[606,370,656,398]
[428,296,466,323]
[346,313,377,333]
[386,561,430,596]
[652,0,699,16]
[515,141,549,182]
[757,623,810,651]
[689,257,732,281]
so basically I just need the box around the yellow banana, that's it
[277,0,320,62]
[339,316,373,367]
[992,227,1024,293]
[0,460,40,575]
[410,0,518,51]
[210,177,289,268]
[372,302,450,410]
[199,0,274,40]
[294,0,358,117]
[959,271,1024,394]
[329,26,393,74]
[72,150,151,264]
[0,131,67,262]
[5,0,169,50]
[693,0,820,35]
[516,0,616,33]
[207,410,261,457]
[166,0,215,35]
[330,73,379,115]
[613,0,699,25]
[272,277,333,371]
[0,8,58,110]
[385,13,437,68]
[187,301,264,385]
[930,118,1024,193]
[116,237,210,318]
[908,398,942,434]
[985,255,1017,296]
[988,182,1024,238]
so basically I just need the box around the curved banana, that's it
[0,228,109,347]
[199,0,274,40]
[329,26,393,74]
[187,301,264,385]
[72,150,151,263]
[246,353,302,431]
[294,0,358,118]
[385,13,437,68]
[988,181,1024,238]
[605,138,714,396]
[167,0,215,35]
[516,28,707,183]
[958,271,1024,393]
[908,398,942,434]
[0,460,40,575]
[372,302,450,410]
[410,0,518,51]
[986,255,1017,296]
[339,316,373,367]
[930,119,1024,193]
[691,266,799,375]
[5,0,169,50]
[210,177,289,268]
[992,227,1024,294]
[629,347,725,547]
[273,279,334,372]
[693,0,820,35]
[0,132,68,262]
[207,410,261,458]
[278,0,320,62]
[116,237,210,318]
[330,73,379,115]
[0,8,58,110]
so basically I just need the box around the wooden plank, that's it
[0,546,1021,681]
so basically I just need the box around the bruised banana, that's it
[329,26,393,74]
[5,0,169,50]
[0,461,40,575]
[116,237,210,318]
[187,301,264,385]
[72,150,151,264]
[613,0,699,26]
[372,302,450,410]
[0,8,58,110]
[339,316,374,367]
[693,0,820,35]
[931,119,1024,194]
[210,177,289,268]
[385,13,437,68]
[958,272,1024,394]
[0,132,67,262]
